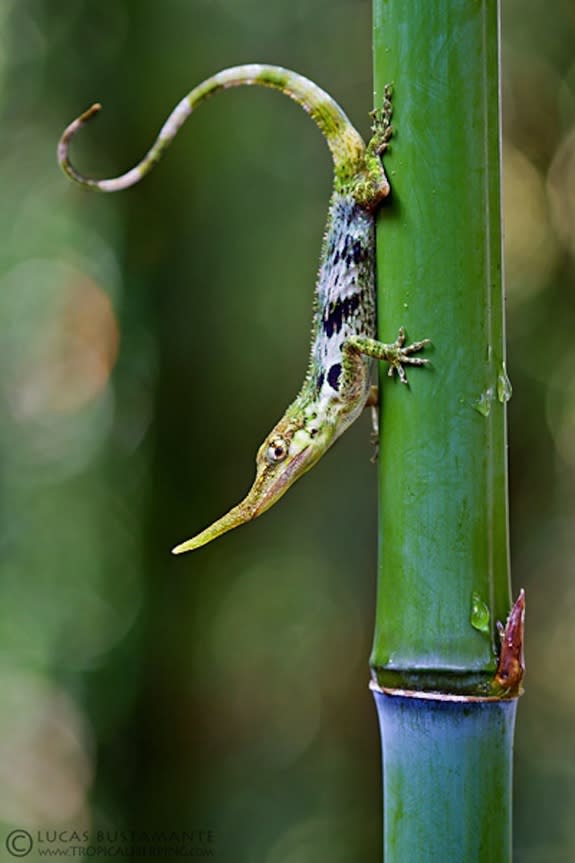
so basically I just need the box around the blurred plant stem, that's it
[370,1,521,859]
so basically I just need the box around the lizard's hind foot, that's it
[369,84,393,156]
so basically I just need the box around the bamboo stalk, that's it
[373,693,517,861]
[370,1,522,860]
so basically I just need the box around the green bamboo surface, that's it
[371,0,511,692]
[371,2,518,860]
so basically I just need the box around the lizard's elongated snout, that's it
[171,499,257,554]
[171,444,313,554]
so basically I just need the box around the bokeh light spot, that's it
[0,667,92,827]
[547,126,575,257]
[503,142,559,303]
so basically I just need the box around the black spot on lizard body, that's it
[323,294,361,337]
[352,239,367,263]
[328,363,342,390]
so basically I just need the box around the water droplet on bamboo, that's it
[470,592,490,633]
[497,363,512,403]
[473,388,494,416]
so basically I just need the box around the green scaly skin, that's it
[58,64,430,553]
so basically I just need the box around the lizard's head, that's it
[172,409,334,554]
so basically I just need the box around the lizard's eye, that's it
[265,436,288,464]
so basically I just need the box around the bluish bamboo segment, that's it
[373,690,516,862]
[371,0,510,692]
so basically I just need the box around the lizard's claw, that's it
[387,327,431,385]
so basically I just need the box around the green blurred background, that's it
[0,0,573,860]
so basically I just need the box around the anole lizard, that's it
[58,64,430,553]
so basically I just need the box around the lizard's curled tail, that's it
[58,64,367,193]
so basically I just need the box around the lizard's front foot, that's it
[345,330,431,384]
[386,327,431,384]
